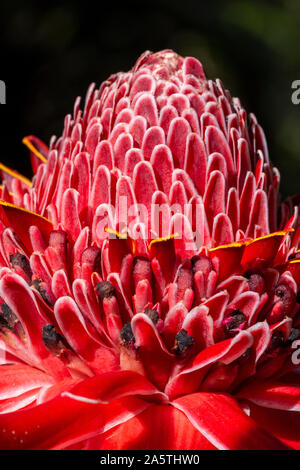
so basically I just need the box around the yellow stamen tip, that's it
[105,227,128,239]
[22,137,47,163]
[148,233,179,250]
[0,162,32,187]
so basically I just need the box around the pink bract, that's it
[0,50,299,450]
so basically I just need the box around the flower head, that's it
[0,50,299,450]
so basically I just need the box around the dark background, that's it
[0,0,299,198]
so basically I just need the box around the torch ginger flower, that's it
[0,50,299,450]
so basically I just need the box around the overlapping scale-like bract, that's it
[0,50,299,450]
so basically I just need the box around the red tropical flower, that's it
[0,50,299,450]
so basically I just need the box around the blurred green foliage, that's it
[0,0,299,198]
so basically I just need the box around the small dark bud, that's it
[0,303,17,330]
[120,322,135,346]
[244,270,265,295]
[270,330,284,350]
[31,280,53,305]
[275,288,285,298]
[238,347,252,365]
[144,308,159,324]
[42,324,66,355]
[191,255,212,274]
[10,253,32,280]
[223,309,246,335]
[287,328,300,344]
[174,329,194,355]
[96,281,115,300]
[274,284,296,316]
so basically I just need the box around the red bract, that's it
[0,50,300,450]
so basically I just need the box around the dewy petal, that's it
[245,402,300,450]
[237,380,300,411]
[0,371,164,450]
[90,402,216,450]
[0,364,54,400]
[172,393,289,450]
[0,388,41,414]
[166,331,253,399]
[0,394,150,450]
[61,370,168,404]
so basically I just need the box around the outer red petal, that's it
[0,202,53,252]
[0,388,40,413]
[85,403,216,450]
[0,364,53,400]
[166,331,252,399]
[172,393,289,450]
[0,370,166,449]
[246,402,300,450]
[237,380,300,411]
[0,395,150,450]
[131,313,175,390]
